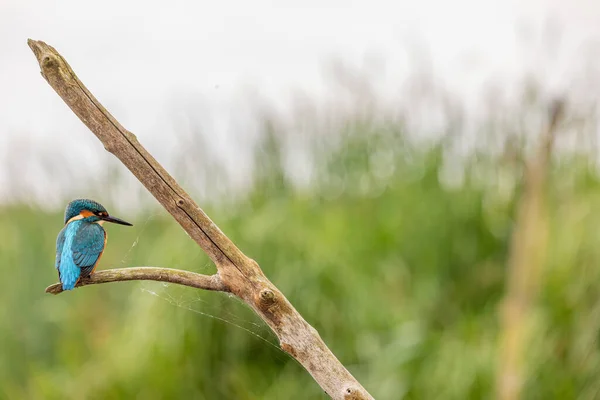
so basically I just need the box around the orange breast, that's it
[91,231,107,275]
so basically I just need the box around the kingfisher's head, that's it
[64,199,133,226]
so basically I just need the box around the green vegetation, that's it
[1,117,600,399]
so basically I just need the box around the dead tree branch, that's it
[45,267,226,294]
[28,39,373,400]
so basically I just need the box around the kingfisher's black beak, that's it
[102,215,133,226]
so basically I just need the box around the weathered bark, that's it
[45,267,226,294]
[28,39,374,400]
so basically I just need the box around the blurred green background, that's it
[5,72,600,399]
[1,0,599,397]
[2,97,600,400]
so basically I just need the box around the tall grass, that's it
[2,79,600,399]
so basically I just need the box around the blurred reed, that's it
[1,49,600,399]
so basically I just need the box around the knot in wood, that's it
[41,55,56,70]
[103,143,117,153]
[259,288,276,306]
[343,386,365,400]
[176,198,185,207]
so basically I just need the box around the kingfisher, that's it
[55,199,133,290]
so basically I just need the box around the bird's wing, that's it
[71,223,106,277]
[55,226,67,270]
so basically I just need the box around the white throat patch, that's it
[65,214,84,225]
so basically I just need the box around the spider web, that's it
[116,211,159,266]
[139,285,283,354]
[115,212,286,357]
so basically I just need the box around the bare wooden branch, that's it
[28,39,373,400]
[45,267,227,294]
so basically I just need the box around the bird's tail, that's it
[59,262,81,291]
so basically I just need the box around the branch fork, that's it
[28,39,373,400]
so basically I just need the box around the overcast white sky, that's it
[1,0,600,206]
